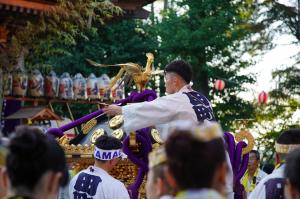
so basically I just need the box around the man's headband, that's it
[94,146,127,160]
[275,143,300,154]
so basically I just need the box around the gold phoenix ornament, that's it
[86,53,163,91]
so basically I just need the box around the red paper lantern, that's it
[258,91,268,104]
[214,80,225,91]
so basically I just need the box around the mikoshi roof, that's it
[5,106,62,121]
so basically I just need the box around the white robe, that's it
[68,166,130,199]
[122,85,215,140]
[249,165,285,199]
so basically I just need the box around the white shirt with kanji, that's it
[122,85,215,140]
[68,166,130,199]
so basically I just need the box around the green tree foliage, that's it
[254,67,300,160]
[0,0,122,70]
[249,1,300,158]
[151,0,268,130]
[30,20,158,76]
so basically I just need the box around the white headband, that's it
[94,146,127,160]
[275,143,300,154]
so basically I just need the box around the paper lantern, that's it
[258,91,268,104]
[214,79,225,91]
[45,71,59,98]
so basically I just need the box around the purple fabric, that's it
[235,142,249,181]
[46,89,157,199]
[122,130,152,199]
[224,132,235,166]
[2,100,22,135]
[223,132,249,199]
[119,90,156,199]
[114,89,157,105]
[265,178,285,199]
[47,110,104,138]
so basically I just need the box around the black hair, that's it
[250,150,260,160]
[164,60,193,84]
[285,148,300,194]
[165,130,226,190]
[95,135,122,150]
[277,129,300,144]
[6,126,69,192]
[262,163,275,174]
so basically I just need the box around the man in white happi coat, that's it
[104,59,215,140]
[249,128,300,199]
[68,135,130,199]
[104,60,234,198]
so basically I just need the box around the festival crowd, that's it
[0,60,299,199]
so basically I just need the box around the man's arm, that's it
[104,95,182,133]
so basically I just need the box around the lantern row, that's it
[214,79,268,104]
[2,69,125,101]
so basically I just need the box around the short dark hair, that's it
[262,163,275,174]
[250,150,260,160]
[6,126,69,191]
[277,129,300,144]
[165,60,193,84]
[165,130,226,190]
[95,135,122,150]
[285,148,300,194]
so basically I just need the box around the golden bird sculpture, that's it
[86,53,163,92]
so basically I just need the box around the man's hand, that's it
[103,105,122,117]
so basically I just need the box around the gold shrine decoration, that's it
[148,147,166,169]
[86,52,163,91]
[235,131,255,155]
[90,128,105,144]
[81,118,97,135]
[112,129,124,140]
[108,115,124,129]
[58,135,69,145]
[61,144,95,156]
[151,129,163,144]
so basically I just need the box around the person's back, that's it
[4,125,69,199]
[68,135,129,199]
[164,124,227,199]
